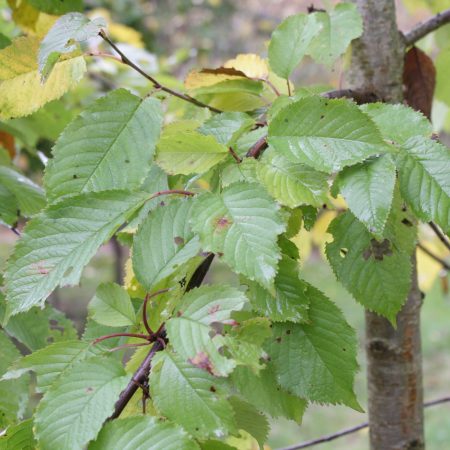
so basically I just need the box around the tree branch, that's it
[98,30,222,113]
[417,242,450,271]
[108,253,215,420]
[404,9,450,46]
[429,222,450,251]
[277,396,450,450]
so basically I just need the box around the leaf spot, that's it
[188,352,214,375]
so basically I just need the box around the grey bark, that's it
[349,1,425,449]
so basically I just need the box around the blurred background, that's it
[1,0,449,448]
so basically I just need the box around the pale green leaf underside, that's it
[257,148,328,208]
[396,136,450,233]
[45,89,163,201]
[5,190,147,317]
[35,356,129,450]
[191,182,285,289]
[2,340,105,393]
[156,129,228,175]
[307,3,363,67]
[150,350,236,439]
[267,293,361,409]
[0,166,45,216]
[326,196,416,321]
[133,198,200,290]
[166,285,248,376]
[90,416,200,450]
[247,255,310,323]
[360,103,432,144]
[268,13,321,79]
[336,155,396,237]
[88,282,136,327]
[39,12,105,80]
[268,96,388,173]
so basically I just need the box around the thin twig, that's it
[259,78,281,96]
[417,243,450,271]
[228,147,242,163]
[404,9,450,46]
[99,30,221,113]
[277,396,450,450]
[429,222,450,251]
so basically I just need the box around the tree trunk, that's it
[349,1,425,449]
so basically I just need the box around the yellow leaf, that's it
[124,258,146,298]
[0,36,86,120]
[8,0,57,36]
[417,234,449,292]
[185,68,247,90]
[224,53,269,79]
[292,226,312,266]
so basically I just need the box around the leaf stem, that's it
[228,147,242,163]
[93,332,150,345]
[142,288,171,335]
[148,189,195,202]
[98,30,222,113]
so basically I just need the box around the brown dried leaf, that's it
[403,46,436,119]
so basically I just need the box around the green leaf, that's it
[229,396,269,448]
[44,90,163,201]
[198,112,255,146]
[0,185,18,226]
[0,419,36,450]
[231,366,306,422]
[268,96,388,173]
[266,293,361,409]
[29,0,83,15]
[307,3,363,66]
[156,129,228,175]
[0,36,86,120]
[246,255,310,323]
[166,285,248,376]
[0,331,29,427]
[35,356,129,450]
[88,282,136,327]
[326,192,417,321]
[39,12,105,80]
[268,13,321,79]
[360,103,432,144]
[150,350,237,439]
[191,182,285,289]
[90,416,200,450]
[0,304,77,351]
[335,155,396,237]
[256,148,328,208]
[2,340,105,393]
[132,198,200,290]
[0,165,45,216]
[396,136,450,233]
[5,190,147,316]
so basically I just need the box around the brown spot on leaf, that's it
[209,385,216,392]
[402,218,413,227]
[215,216,231,229]
[208,304,220,315]
[188,352,214,375]
[85,387,94,393]
[174,236,184,246]
[363,238,393,261]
